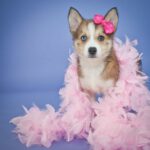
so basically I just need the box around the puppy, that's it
[68,7,119,96]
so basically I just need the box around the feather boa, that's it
[10,38,150,150]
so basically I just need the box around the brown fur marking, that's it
[102,49,119,82]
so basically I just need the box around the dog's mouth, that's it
[88,55,97,58]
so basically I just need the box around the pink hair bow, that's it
[93,14,115,34]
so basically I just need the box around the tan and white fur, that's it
[68,7,119,96]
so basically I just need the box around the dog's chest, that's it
[79,63,113,93]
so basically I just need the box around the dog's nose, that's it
[88,47,97,55]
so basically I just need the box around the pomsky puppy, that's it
[68,7,119,96]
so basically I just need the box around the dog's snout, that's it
[88,47,97,55]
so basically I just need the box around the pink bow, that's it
[93,14,115,34]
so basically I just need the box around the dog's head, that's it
[68,7,118,60]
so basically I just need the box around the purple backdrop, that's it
[0,0,150,150]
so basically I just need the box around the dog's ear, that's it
[105,7,119,31]
[68,7,83,33]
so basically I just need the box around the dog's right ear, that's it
[68,7,83,33]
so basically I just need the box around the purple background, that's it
[0,0,150,150]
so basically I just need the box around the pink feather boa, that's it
[10,38,150,150]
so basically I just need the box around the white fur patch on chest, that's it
[79,60,114,93]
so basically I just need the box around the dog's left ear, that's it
[68,7,83,33]
[105,7,119,31]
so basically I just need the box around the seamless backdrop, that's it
[0,0,150,150]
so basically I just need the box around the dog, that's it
[68,7,119,96]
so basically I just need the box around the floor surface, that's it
[0,91,90,150]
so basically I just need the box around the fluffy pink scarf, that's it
[10,38,150,150]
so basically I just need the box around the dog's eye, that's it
[81,35,87,42]
[98,35,105,41]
